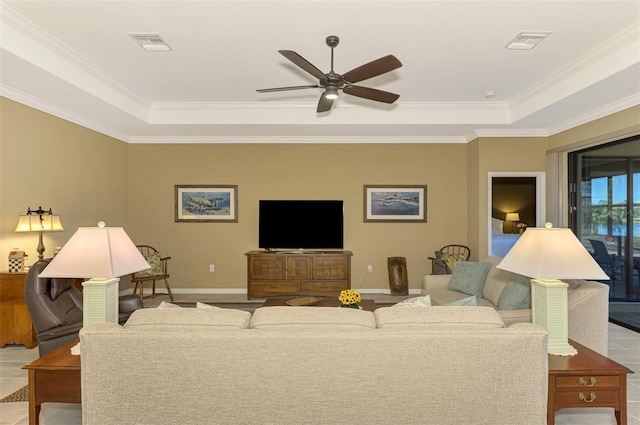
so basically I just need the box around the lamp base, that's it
[531,278,577,356]
[82,277,120,326]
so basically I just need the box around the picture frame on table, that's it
[175,185,238,222]
[363,185,427,222]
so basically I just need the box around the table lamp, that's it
[504,212,520,234]
[497,222,609,356]
[38,221,149,326]
[15,207,64,261]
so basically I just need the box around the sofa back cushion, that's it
[483,256,512,305]
[124,307,252,330]
[375,306,504,329]
[250,306,376,330]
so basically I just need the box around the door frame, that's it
[487,171,546,257]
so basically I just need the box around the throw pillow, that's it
[392,295,432,307]
[196,302,221,309]
[447,295,477,306]
[497,275,532,310]
[442,253,467,273]
[135,252,162,278]
[447,261,491,298]
[157,301,182,308]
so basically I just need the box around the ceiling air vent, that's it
[129,33,172,52]
[504,32,552,50]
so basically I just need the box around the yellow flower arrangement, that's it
[338,289,361,306]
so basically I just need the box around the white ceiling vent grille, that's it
[504,32,552,50]
[129,33,172,52]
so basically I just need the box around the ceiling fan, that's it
[257,35,402,113]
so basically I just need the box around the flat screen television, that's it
[259,200,344,250]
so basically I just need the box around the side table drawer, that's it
[556,389,621,408]
[556,375,619,389]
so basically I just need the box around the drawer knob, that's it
[579,392,596,403]
[579,376,596,387]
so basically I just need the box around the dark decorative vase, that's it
[341,303,359,309]
[387,257,409,296]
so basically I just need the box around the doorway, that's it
[488,172,545,258]
[569,135,640,331]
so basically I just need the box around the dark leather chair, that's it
[24,259,144,356]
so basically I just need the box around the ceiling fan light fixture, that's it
[325,86,339,100]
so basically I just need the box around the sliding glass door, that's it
[569,136,639,330]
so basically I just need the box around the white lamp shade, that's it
[38,226,149,278]
[497,225,609,280]
[15,215,64,232]
[505,213,520,222]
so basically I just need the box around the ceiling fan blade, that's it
[317,94,334,113]
[343,85,400,104]
[257,85,319,93]
[279,50,327,81]
[342,55,402,83]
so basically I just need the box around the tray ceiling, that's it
[1,0,639,143]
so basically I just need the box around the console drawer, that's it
[555,389,621,407]
[250,281,298,294]
[556,375,619,389]
[299,281,348,293]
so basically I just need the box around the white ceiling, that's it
[1,0,639,143]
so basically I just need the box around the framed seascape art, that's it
[175,185,238,222]
[363,185,427,222]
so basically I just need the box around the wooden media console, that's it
[245,250,352,299]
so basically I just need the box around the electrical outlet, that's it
[367,265,373,272]
[209,264,215,272]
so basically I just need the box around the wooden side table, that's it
[23,340,81,425]
[0,270,37,348]
[548,339,633,425]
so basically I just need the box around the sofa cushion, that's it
[157,301,182,308]
[375,306,504,329]
[482,256,514,306]
[447,261,491,297]
[447,295,477,306]
[250,306,376,330]
[124,308,251,330]
[497,275,532,310]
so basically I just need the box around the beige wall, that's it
[471,137,549,259]
[548,105,640,151]
[127,143,468,291]
[0,98,129,274]
[2,97,634,293]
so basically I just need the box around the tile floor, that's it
[1,322,639,424]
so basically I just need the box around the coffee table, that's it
[23,340,81,425]
[548,339,633,425]
[262,297,377,311]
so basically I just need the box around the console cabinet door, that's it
[287,257,311,280]
[248,255,286,280]
[312,256,349,280]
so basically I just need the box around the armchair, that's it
[24,259,143,356]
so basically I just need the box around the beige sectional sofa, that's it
[80,305,548,425]
[422,255,610,355]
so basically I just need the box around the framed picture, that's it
[175,185,238,222]
[363,185,427,222]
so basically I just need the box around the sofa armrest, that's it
[421,274,452,293]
